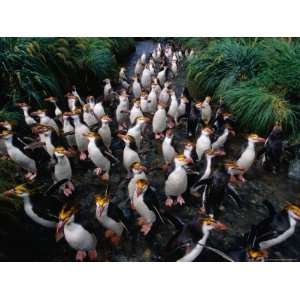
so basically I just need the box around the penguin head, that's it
[119,134,135,146]
[183,141,195,151]
[63,111,73,120]
[204,96,212,103]
[83,103,92,112]
[130,162,147,174]
[202,127,214,136]
[56,204,78,241]
[224,124,236,136]
[3,184,30,198]
[83,131,100,141]
[248,134,266,143]
[246,249,268,262]
[103,78,111,84]
[54,146,68,158]
[136,116,149,125]
[16,102,30,109]
[31,109,47,118]
[132,99,141,108]
[201,216,227,233]
[101,115,112,124]
[0,130,13,140]
[95,194,110,210]
[165,129,174,139]
[224,161,245,174]
[180,96,189,104]
[44,96,57,103]
[174,154,192,166]
[70,108,82,119]
[195,101,203,110]
[33,124,52,136]
[205,149,226,158]
[286,204,300,221]
[0,120,13,131]
[135,179,149,196]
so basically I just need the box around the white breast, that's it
[162,139,176,164]
[88,143,110,171]
[133,192,156,224]
[55,156,72,181]
[153,109,167,133]
[128,172,147,200]
[123,147,140,170]
[165,167,187,196]
[96,206,123,236]
[196,135,211,161]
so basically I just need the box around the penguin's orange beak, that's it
[214,221,227,231]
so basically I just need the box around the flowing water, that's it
[9,40,300,262]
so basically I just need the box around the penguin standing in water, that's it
[165,154,192,207]
[53,147,74,197]
[71,109,90,160]
[245,201,300,253]
[95,193,129,245]
[152,103,167,139]
[131,179,162,236]
[56,204,98,261]
[0,131,37,180]
[84,132,111,181]
[164,214,227,262]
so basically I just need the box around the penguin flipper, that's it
[262,200,276,217]
[227,183,242,209]
[164,212,185,231]
[43,179,69,197]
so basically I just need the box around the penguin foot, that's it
[165,197,174,207]
[76,250,87,262]
[176,195,185,206]
[137,217,146,226]
[63,186,72,197]
[88,250,98,261]
[67,181,75,191]
[141,223,152,236]
[79,152,87,160]
[167,121,175,129]
[25,172,37,180]
[155,133,161,140]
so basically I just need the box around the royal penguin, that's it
[116,90,129,130]
[175,96,189,124]
[62,112,76,148]
[71,85,85,106]
[211,124,235,152]
[71,109,90,160]
[153,78,162,98]
[44,96,63,123]
[131,179,161,236]
[128,162,148,201]
[16,102,37,127]
[171,59,178,77]
[103,79,112,102]
[141,65,152,91]
[134,59,143,77]
[132,76,142,99]
[53,147,74,196]
[56,204,98,261]
[165,154,191,207]
[127,116,148,151]
[234,134,266,182]
[98,115,112,150]
[196,127,214,162]
[159,82,170,107]
[141,52,147,64]
[164,214,227,262]
[95,194,128,245]
[162,129,177,167]
[148,84,158,113]
[119,67,130,90]
[245,202,300,252]
[140,92,151,113]
[157,66,168,86]
[152,103,167,139]
[0,130,37,180]
[129,100,144,125]
[93,98,106,120]
[119,134,141,174]
[3,181,67,228]
[84,132,111,181]
[83,103,98,128]
[199,96,213,125]
[167,90,178,128]
[31,109,60,135]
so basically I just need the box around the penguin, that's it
[153,78,162,99]
[152,103,167,139]
[93,98,106,120]
[53,147,74,197]
[127,116,148,151]
[245,202,300,251]
[211,124,235,152]
[234,134,266,182]
[31,109,60,135]
[86,95,96,110]
[119,134,141,173]
[257,123,284,174]
[56,204,98,261]
[119,67,130,90]
[71,85,85,106]
[131,179,161,236]
[0,130,37,180]
[164,214,227,262]
[44,96,63,123]
[84,132,110,181]
[140,92,151,113]
[148,83,158,113]
[95,194,128,245]
[158,82,170,106]
[132,76,142,99]
[157,66,168,86]
[83,103,99,128]
[141,52,147,65]
[165,154,191,207]
[175,96,189,124]
[98,115,112,150]
[162,129,177,167]
[62,112,76,148]
[192,164,242,218]
[129,100,144,125]
[141,65,152,91]
[66,94,79,112]
[116,90,129,130]
[167,91,178,125]
[103,79,112,102]
[196,127,214,162]
[171,59,177,77]
[149,59,155,76]
[199,96,212,125]
[3,180,67,228]
[16,102,37,127]
[128,162,148,201]
[71,109,90,160]
[134,58,143,77]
